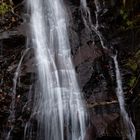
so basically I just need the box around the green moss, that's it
[0,2,11,15]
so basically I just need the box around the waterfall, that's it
[80,0,136,139]
[113,55,136,140]
[27,0,86,140]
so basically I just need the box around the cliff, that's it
[0,0,140,139]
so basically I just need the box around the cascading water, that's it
[80,0,136,139]
[80,0,107,49]
[27,0,86,140]
[6,48,30,140]
[11,48,30,121]
[113,55,136,140]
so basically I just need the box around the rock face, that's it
[0,0,140,140]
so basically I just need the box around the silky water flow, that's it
[27,0,87,140]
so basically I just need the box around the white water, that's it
[80,0,106,49]
[11,48,30,120]
[6,48,30,140]
[28,0,86,140]
[113,55,136,140]
[80,0,136,139]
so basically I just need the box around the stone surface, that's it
[0,0,140,139]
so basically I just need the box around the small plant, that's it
[120,7,134,29]
[128,76,136,87]
[0,2,11,15]
[125,49,140,88]
[125,59,137,71]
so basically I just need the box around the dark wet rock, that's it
[97,136,122,140]
[0,27,36,139]
[85,125,97,140]
[12,0,24,6]
[88,109,120,137]
[0,0,140,139]
[68,0,140,139]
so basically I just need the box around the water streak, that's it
[80,0,106,49]
[6,48,30,140]
[28,0,86,140]
[80,0,136,139]
[113,55,136,140]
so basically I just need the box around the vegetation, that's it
[125,59,137,71]
[128,76,136,87]
[0,2,11,15]
[125,49,140,88]
[120,7,134,29]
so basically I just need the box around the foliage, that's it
[128,76,136,87]
[0,2,11,15]
[120,7,134,29]
[126,49,140,88]
[135,50,140,59]
[125,59,137,71]
[125,49,140,71]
